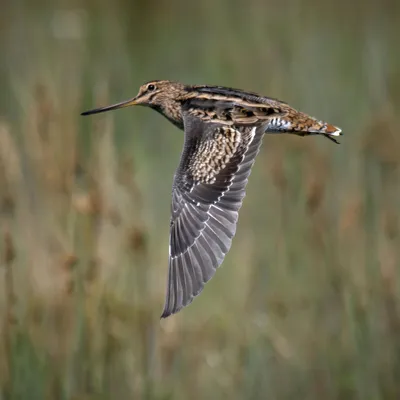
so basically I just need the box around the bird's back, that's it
[184,84,341,142]
[191,85,287,106]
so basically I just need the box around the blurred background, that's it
[1,0,400,399]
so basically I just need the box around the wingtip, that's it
[160,306,180,319]
[323,133,340,144]
[160,310,171,319]
[160,293,197,319]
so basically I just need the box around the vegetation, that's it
[0,0,399,398]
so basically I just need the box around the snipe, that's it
[82,80,342,318]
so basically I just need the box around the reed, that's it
[0,0,399,399]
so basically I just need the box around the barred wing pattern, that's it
[161,114,265,317]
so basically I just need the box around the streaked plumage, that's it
[81,80,342,318]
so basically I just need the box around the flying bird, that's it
[81,80,342,318]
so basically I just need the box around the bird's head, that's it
[81,80,187,116]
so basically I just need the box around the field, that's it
[1,1,400,399]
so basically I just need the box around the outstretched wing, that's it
[161,113,265,318]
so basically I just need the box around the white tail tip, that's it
[330,128,342,136]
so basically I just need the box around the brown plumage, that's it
[81,80,342,317]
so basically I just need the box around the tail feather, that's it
[266,110,342,143]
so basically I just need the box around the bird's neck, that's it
[152,101,184,130]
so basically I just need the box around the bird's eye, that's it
[147,84,156,91]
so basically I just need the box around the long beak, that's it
[81,97,138,116]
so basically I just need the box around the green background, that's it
[1,0,400,399]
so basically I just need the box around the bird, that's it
[81,80,342,318]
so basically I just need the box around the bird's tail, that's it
[266,111,342,144]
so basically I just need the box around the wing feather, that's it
[161,114,264,318]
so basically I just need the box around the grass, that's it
[1,0,400,399]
